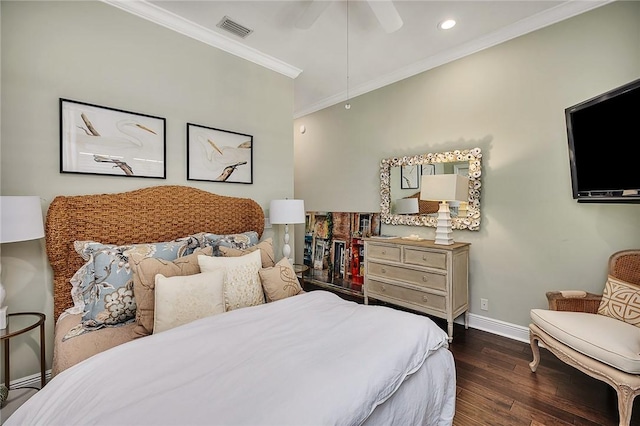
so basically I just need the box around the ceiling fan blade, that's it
[295,0,333,30]
[366,0,403,33]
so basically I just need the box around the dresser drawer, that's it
[404,248,447,270]
[367,280,445,312]
[367,244,401,262]
[367,262,446,291]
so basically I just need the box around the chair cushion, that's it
[531,308,640,374]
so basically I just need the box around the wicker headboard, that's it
[46,185,264,320]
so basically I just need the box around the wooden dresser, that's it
[364,238,470,342]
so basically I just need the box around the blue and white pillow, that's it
[71,236,201,330]
[68,232,259,331]
[190,231,260,255]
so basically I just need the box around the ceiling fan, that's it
[295,0,404,34]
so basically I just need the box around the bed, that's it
[6,185,456,425]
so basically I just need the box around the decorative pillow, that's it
[259,257,304,302]
[129,246,213,337]
[219,238,276,268]
[153,270,225,334]
[199,231,260,255]
[597,276,640,327]
[198,250,264,311]
[71,236,202,330]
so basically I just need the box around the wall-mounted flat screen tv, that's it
[565,78,640,203]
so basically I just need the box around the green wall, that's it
[1,1,294,382]
[294,1,640,331]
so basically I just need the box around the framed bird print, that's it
[400,164,420,189]
[186,123,253,184]
[60,98,166,178]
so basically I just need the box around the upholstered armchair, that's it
[529,250,640,426]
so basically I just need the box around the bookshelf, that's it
[304,211,381,297]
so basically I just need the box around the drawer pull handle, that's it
[382,250,386,255]
[422,276,428,282]
[381,285,387,292]
[381,268,387,274]
[422,255,427,261]
[422,295,428,302]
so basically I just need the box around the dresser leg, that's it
[465,311,469,329]
[447,321,453,342]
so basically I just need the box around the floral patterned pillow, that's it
[71,236,201,331]
[198,231,260,255]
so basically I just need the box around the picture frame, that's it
[187,123,253,184]
[60,99,166,178]
[400,165,420,189]
[421,163,436,176]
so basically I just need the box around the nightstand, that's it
[1,312,46,392]
[292,264,309,286]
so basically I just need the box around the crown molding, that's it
[100,0,611,118]
[294,0,612,118]
[101,0,302,79]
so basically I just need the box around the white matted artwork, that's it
[60,98,166,178]
[400,165,420,189]
[187,123,253,184]
[421,164,435,176]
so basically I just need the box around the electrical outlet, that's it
[480,298,489,311]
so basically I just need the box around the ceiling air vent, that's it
[216,16,253,39]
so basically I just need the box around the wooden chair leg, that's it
[529,331,541,373]
[616,385,636,426]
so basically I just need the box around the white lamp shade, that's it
[269,199,305,224]
[0,196,45,243]
[420,174,470,202]
[394,198,419,214]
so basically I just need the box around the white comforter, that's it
[7,291,455,426]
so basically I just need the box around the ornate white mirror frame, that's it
[380,148,482,230]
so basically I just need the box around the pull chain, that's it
[345,0,351,110]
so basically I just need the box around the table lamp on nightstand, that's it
[420,175,469,245]
[269,199,305,263]
[0,196,45,329]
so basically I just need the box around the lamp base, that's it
[0,277,6,329]
[0,306,7,330]
[434,201,454,245]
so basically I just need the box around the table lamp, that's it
[420,175,469,245]
[394,198,419,215]
[0,196,45,329]
[269,199,305,262]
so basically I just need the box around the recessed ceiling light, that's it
[438,19,456,30]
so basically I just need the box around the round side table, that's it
[1,312,46,391]
[292,264,310,287]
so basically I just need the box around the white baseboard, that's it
[456,313,530,343]
[2,370,52,390]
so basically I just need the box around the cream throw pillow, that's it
[198,250,264,311]
[153,271,225,334]
[219,238,276,268]
[259,257,303,302]
[597,275,640,327]
[129,246,213,337]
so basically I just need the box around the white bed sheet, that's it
[7,291,455,426]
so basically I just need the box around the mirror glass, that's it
[380,148,482,230]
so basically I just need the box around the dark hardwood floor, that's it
[448,322,640,426]
[302,284,638,425]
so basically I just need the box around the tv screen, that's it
[565,78,640,203]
